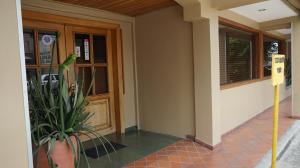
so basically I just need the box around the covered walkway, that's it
[126,97,295,168]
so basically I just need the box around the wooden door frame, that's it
[22,10,125,135]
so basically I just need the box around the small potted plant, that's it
[29,53,113,168]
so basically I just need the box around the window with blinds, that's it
[219,24,258,85]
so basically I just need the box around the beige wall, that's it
[21,0,138,130]
[136,6,195,138]
[0,0,32,167]
[135,4,292,141]
[193,17,222,146]
[221,80,291,134]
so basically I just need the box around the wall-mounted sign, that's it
[84,39,89,61]
[272,54,285,86]
[42,35,54,46]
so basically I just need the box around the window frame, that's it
[22,19,67,84]
[69,27,111,97]
[219,17,286,90]
[219,17,260,89]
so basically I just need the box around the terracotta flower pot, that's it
[35,136,78,168]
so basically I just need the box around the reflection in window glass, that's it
[39,32,58,65]
[78,67,92,96]
[24,29,35,65]
[95,67,108,94]
[264,37,279,77]
[40,68,59,88]
[26,69,37,91]
[93,35,107,63]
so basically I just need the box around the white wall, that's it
[221,80,292,134]
[136,6,195,138]
[21,0,138,130]
[0,0,32,167]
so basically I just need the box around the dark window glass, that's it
[39,32,58,64]
[24,29,35,65]
[75,34,90,64]
[93,35,107,63]
[26,69,37,82]
[264,36,280,77]
[78,67,92,96]
[219,24,258,85]
[26,69,37,91]
[95,67,108,94]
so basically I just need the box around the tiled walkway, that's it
[126,97,296,168]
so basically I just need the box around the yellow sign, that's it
[272,54,285,86]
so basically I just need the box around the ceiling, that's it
[53,0,178,16]
[230,0,298,22]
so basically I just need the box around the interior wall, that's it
[21,0,138,130]
[136,6,195,138]
[0,0,32,167]
[218,10,292,134]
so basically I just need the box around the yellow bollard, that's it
[271,54,285,168]
[271,85,280,168]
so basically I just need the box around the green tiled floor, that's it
[80,130,181,168]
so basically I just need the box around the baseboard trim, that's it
[186,135,220,150]
[186,96,292,150]
[125,126,138,134]
[290,116,300,120]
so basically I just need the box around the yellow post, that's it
[271,85,280,168]
[271,54,285,168]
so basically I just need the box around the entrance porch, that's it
[1,0,300,167]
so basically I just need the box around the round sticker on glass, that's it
[42,35,54,46]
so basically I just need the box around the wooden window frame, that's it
[70,28,110,97]
[23,19,66,81]
[219,17,286,90]
[219,17,260,90]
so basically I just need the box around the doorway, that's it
[22,11,124,137]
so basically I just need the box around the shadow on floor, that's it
[80,130,181,168]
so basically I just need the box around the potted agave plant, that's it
[28,41,114,167]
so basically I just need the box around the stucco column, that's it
[292,17,300,117]
[193,16,221,147]
[0,0,33,167]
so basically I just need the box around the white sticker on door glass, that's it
[75,46,81,57]
[84,39,89,60]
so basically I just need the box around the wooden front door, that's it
[65,26,116,136]
[22,11,123,137]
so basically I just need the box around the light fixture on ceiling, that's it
[258,8,267,12]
